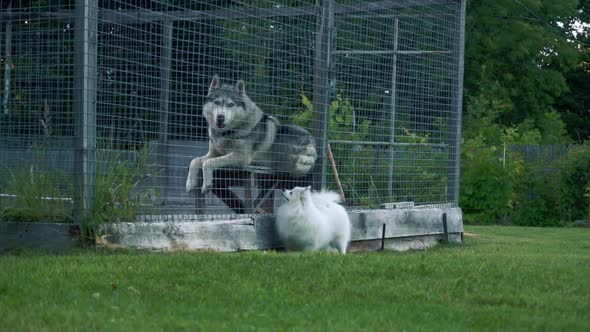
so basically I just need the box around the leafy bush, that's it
[460,106,588,227]
[461,139,590,226]
[511,165,561,227]
[558,143,590,222]
[460,136,522,224]
[292,94,377,205]
[292,94,371,141]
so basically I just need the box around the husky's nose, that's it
[216,114,225,128]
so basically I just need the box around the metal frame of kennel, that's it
[0,0,466,241]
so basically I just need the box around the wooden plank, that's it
[0,222,80,252]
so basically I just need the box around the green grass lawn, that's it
[1,226,589,331]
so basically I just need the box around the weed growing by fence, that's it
[0,164,73,223]
[0,143,157,225]
[87,145,158,226]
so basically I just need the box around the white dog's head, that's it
[281,186,311,204]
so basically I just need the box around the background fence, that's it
[0,0,466,223]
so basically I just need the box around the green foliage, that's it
[292,94,376,205]
[511,158,562,227]
[460,136,523,224]
[537,110,570,144]
[461,126,590,226]
[508,142,589,227]
[391,129,449,204]
[558,142,590,221]
[465,0,580,125]
[461,69,580,225]
[463,78,512,145]
[0,144,157,225]
[292,94,448,206]
[292,94,371,141]
[0,165,73,223]
[556,62,590,141]
[86,145,157,227]
[464,0,590,142]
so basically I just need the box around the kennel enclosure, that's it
[0,0,465,250]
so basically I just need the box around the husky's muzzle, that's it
[216,114,225,128]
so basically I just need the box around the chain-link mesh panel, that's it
[0,0,465,222]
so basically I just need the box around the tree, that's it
[555,0,590,141]
[464,0,582,142]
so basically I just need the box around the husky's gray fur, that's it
[186,75,317,194]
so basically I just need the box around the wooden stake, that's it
[327,143,346,203]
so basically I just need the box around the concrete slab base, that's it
[99,207,463,252]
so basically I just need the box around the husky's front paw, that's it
[201,180,212,194]
[186,177,198,192]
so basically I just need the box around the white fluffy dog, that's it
[275,186,351,254]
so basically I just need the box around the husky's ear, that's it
[305,186,311,191]
[208,75,221,95]
[235,80,246,96]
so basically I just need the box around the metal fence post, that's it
[2,2,11,115]
[447,0,466,205]
[73,0,98,224]
[158,21,173,204]
[387,18,399,198]
[312,0,334,190]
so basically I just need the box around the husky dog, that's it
[275,186,351,254]
[186,75,317,194]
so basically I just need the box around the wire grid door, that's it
[0,2,77,223]
[0,0,465,223]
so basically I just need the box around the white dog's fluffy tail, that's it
[311,190,350,255]
[312,191,343,208]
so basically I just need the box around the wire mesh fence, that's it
[0,0,465,223]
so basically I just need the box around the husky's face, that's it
[281,186,311,202]
[203,75,247,131]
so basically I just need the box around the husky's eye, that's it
[214,100,221,106]
[227,102,235,108]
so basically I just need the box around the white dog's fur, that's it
[275,186,351,254]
